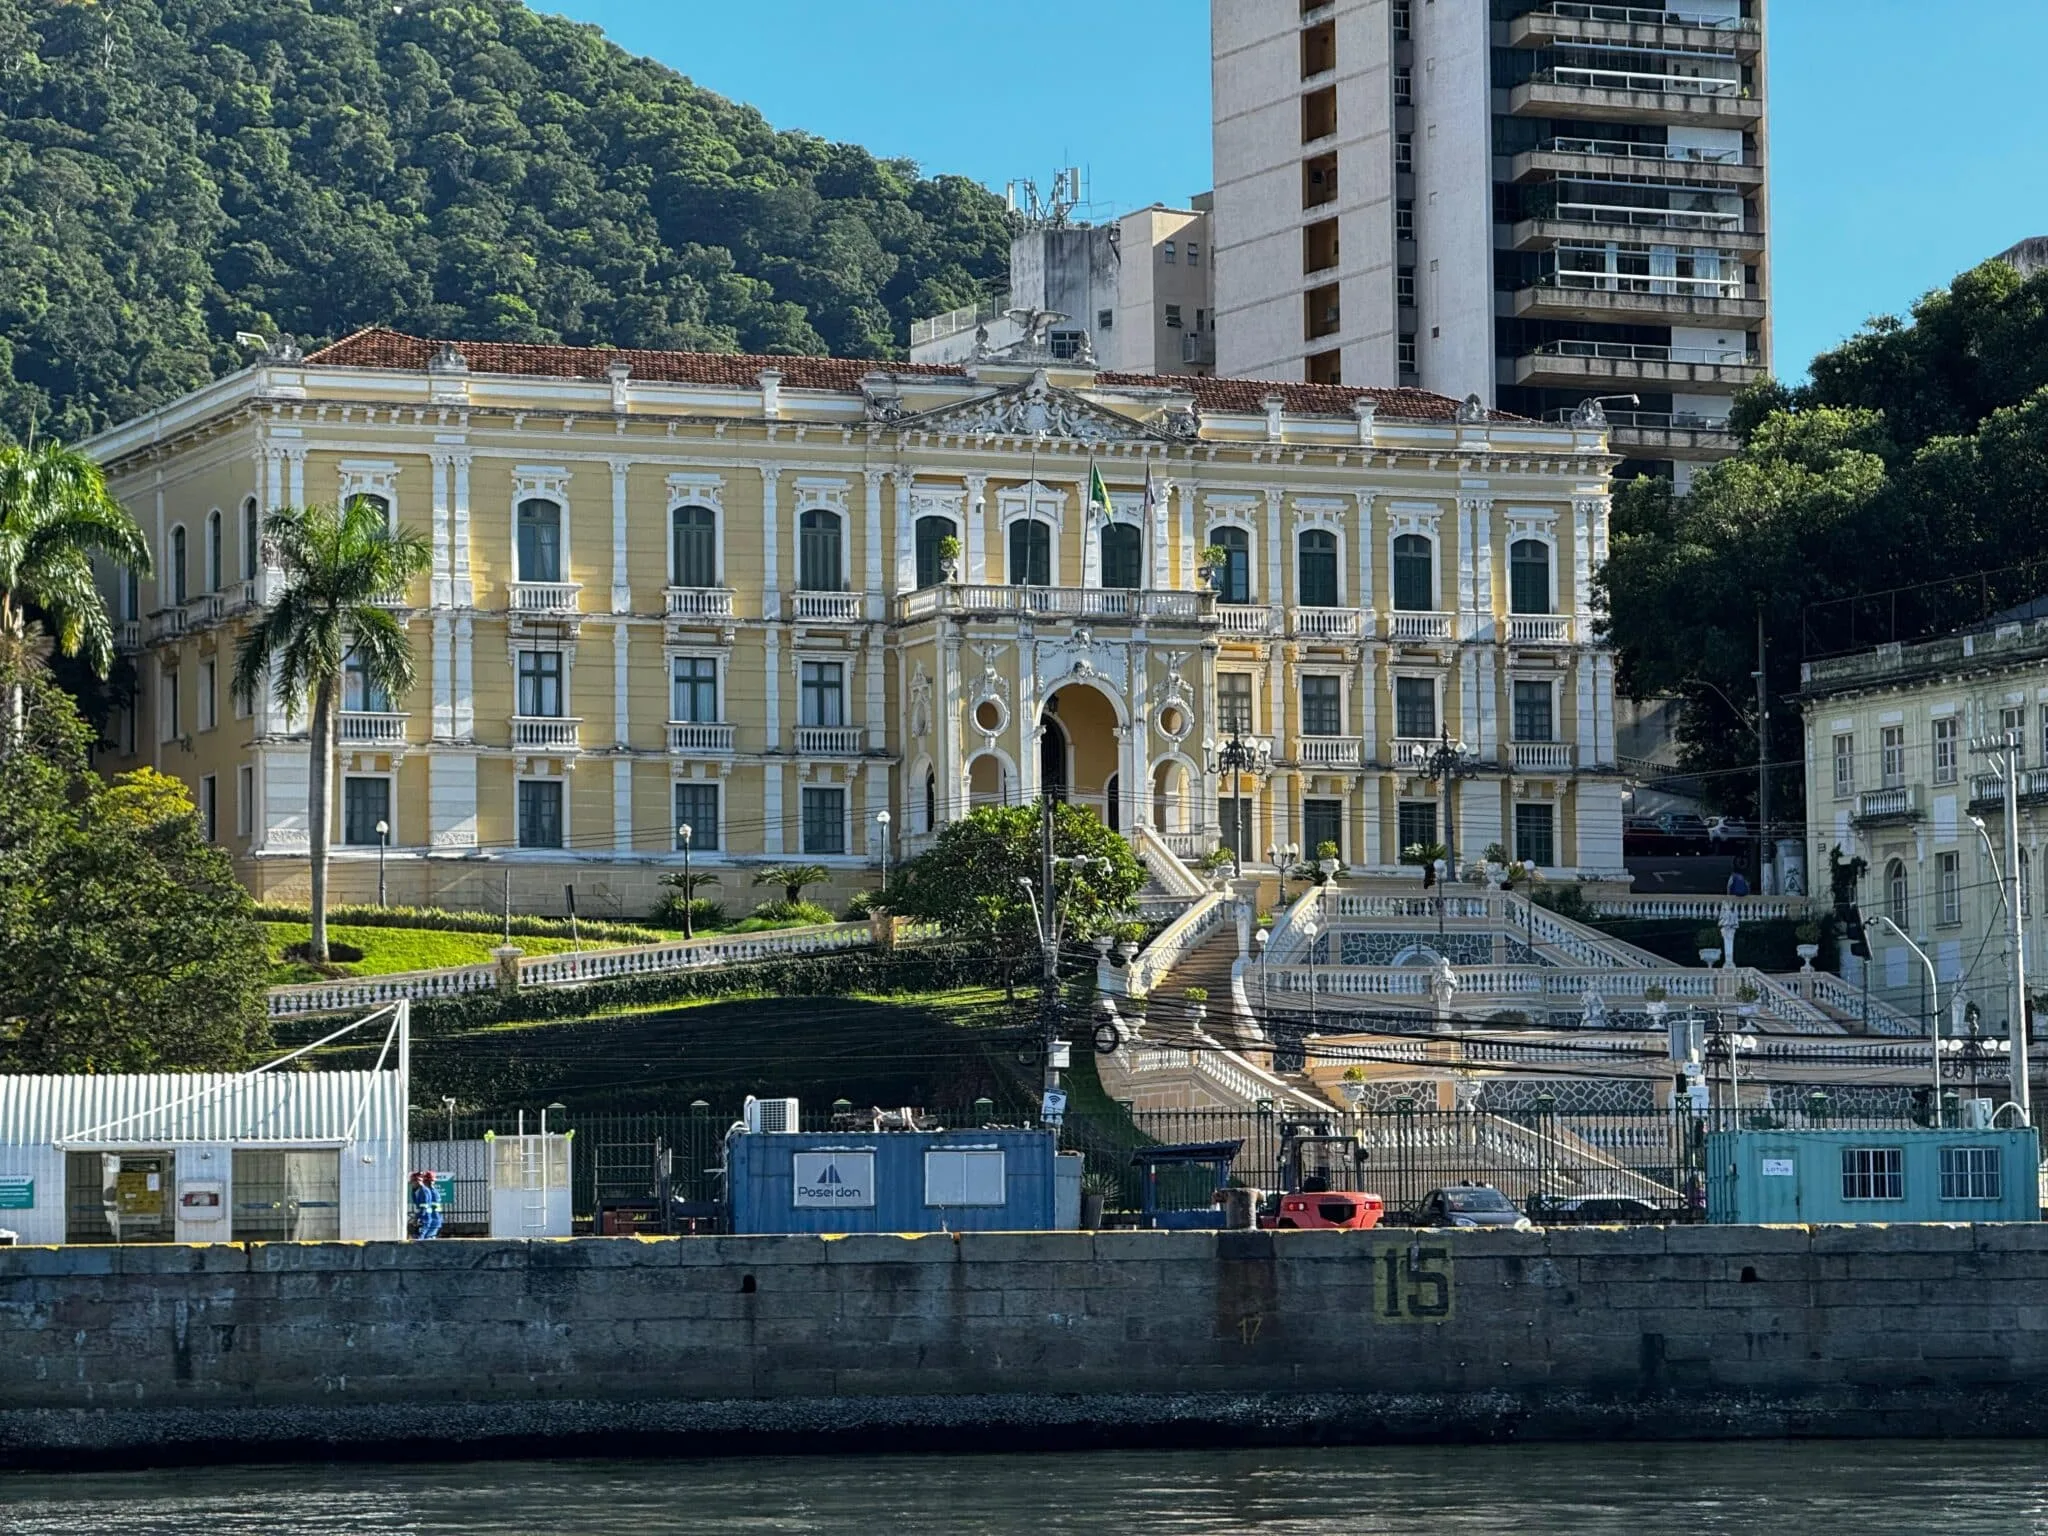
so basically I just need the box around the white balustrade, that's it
[1126,890,1233,997]
[1507,614,1573,645]
[1218,604,1274,637]
[337,711,409,747]
[665,587,736,619]
[1590,894,1813,922]
[1297,736,1362,770]
[667,721,735,753]
[1511,741,1575,772]
[1386,611,1455,643]
[511,716,581,750]
[1291,606,1362,639]
[509,581,581,615]
[1389,738,1432,770]
[794,725,862,756]
[788,591,863,623]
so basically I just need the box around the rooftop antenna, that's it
[1006,167,1085,229]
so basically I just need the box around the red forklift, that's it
[1262,1117,1384,1230]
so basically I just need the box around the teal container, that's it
[1706,1127,2041,1224]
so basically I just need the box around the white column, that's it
[1150,477,1173,590]
[760,463,781,612]
[1455,497,1477,634]
[453,614,475,738]
[609,457,632,614]
[1018,639,1038,801]
[264,448,284,511]
[1475,646,1497,758]
[431,616,454,738]
[613,758,633,852]
[1081,500,1102,589]
[429,451,452,609]
[1356,490,1376,618]
[429,753,478,849]
[762,627,781,754]
[762,763,784,856]
[1572,497,1598,625]
[1264,486,1284,618]
[1130,643,1152,827]
[964,474,988,584]
[1459,647,1480,747]
[939,634,961,822]
[864,631,886,753]
[1595,651,1617,765]
[285,446,305,508]
[1575,654,1597,759]
[1471,497,1495,643]
[1180,482,1196,591]
[892,473,914,595]
[864,468,885,619]
[1199,644,1221,842]
[451,454,474,607]
[612,620,631,748]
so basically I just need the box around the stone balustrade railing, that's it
[1590,894,1816,922]
[1124,890,1232,999]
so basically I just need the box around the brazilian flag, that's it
[1089,463,1113,520]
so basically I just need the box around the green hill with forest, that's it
[0,0,1014,441]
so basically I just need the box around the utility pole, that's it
[1971,729,2032,1124]
[1753,605,1772,894]
[1038,790,1059,1100]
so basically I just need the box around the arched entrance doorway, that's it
[1040,682,1121,826]
[1039,710,1069,803]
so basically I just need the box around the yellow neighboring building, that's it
[86,328,1623,917]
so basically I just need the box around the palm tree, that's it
[0,440,150,751]
[233,499,429,963]
[753,864,829,907]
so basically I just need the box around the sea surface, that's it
[4,1441,2047,1534]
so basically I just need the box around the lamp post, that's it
[374,818,389,907]
[1422,726,1477,932]
[1254,926,1270,1036]
[1298,907,1320,1032]
[1269,840,1300,904]
[876,808,892,887]
[1868,912,1943,1126]
[1969,798,2032,1125]
[1206,727,1271,880]
[676,822,694,940]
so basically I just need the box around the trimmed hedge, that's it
[253,903,665,946]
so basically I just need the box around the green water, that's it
[4,1442,2046,1533]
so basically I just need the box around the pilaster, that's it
[612,620,631,748]
[451,453,474,607]
[609,457,632,613]
[453,613,475,738]
[864,468,885,620]
[761,463,782,610]
[429,450,453,609]
[965,473,988,584]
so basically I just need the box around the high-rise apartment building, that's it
[1214,0,1768,487]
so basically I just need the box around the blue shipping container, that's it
[726,1128,1072,1234]
[1706,1127,2041,1224]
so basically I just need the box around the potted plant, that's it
[1196,844,1237,887]
[1316,839,1342,879]
[1794,921,1822,972]
[935,533,962,582]
[1198,543,1231,591]
[1642,981,1670,1023]
[1081,1170,1117,1230]
[1340,1064,1366,1104]
[1401,840,1449,892]
[1482,841,1510,887]
[1696,925,1722,968]
[1734,980,1761,1018]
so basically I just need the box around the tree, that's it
[232,499,429,963]
[0,672,270,1072]
[0,440,149,750]
[883,802,1146,969]
[753,864,829,906]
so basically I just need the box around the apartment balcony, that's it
[665,587,736,620]
[667,721,735,754]
[795,725,863,756]
[1513,275,1765,328]
[1852,783,1925,827]
[1296,735,1362,771]
[1571,408,1738,461]
[1968,768,2048,812]
[1510,209,1764,256]
[1513,340,1762,393]
[511,715,582,752]
[1510,137,1763,191]
[1386,610,1456,644]
[1290,606,1363,641]
[1511,741,1576,773]
[1509,67,1762,130]
[508,581,581,617]
[337,710,409,748]
[1507,3,1761,57]
[1506,614,1575,646]
[1217,603,1274,639]
[116,620,141,653]
[896,584,1211,627]
[787,590,864,624]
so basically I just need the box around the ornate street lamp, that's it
[1421,725,1480,881]
[1205,727,1271,878]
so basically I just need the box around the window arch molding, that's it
[1886,857,1910,928]
[1295,523,1344,607]
[1505,509,1561,616]
[1204,511,1258,605]
[339,459,401,534]
[205,509,224,593]
[509,466,573,587]
[665,473,726,592]
[168,523,189,608]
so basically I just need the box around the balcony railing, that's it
[147,608,187,642]
[1511,741,1575,772]
[1390,738,1433,771]
[1547,407,1732,434]
[116,620,141,652]
[1291,606,1362,640]
[896,584,1209,624]
[511,716,581,750]
[1543,2,1756,28]
[795,725,863,756]
[1218,604,1274,637]
[667,721,735,754]
[508,581,581,616]
[666,587,736,619]
[337,711,409,747]
[1297,736,1362,770]
[1535,269,1745,301]
[1540,135,1748,165]
[1181,331,1215,366]
[1854,784,1923,822]
[1969,768,2048,808]
[1547,200,1745,233]
[788,591,864,623]
[1386,611,1455,643]
[1536,65,1743,98]
[1507,614,1573,645]
[1528,339,1759,368]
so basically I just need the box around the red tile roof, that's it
[303,328,1513,421]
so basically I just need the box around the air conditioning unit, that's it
[744,1096,801,1134]
[1962,1097,1996,1130]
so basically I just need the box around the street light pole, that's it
[374,818,389,907]
[676,822,694,940]
[1423,726,1477,936]
[876,809,892,888]
[1869,913,1943,1126]
[1970,730,2033,1124]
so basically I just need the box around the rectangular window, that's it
[800,660,844,727]
[1303,797,1343,860]
[236,764,254,837]
[1833,733,1854,798]
[1097,308,1114,330]
[1512,680,1553,742]
[1933,715,1958,784]
[674,782,720,852]
[1219,796,1253,866]
[1300,675,1343,737]
[671,657,718,723]
[1515,803,1556,867]
[1880,725,1905,788]
[925,1149,1006,1206]
[195,659,216,733]
[1163,240,1176,264]
[1939,1144,2002,1201]
[1938,850,1961,926]
[1394,66,1413,105]
[1396,268,1416,305]
[343,775,390,847]
[1841,1146,1904,1201]
[1396,200,1414,238]
[199,775,217,843]
[1396,338,1418,371]
[1397,800,1437,853]
[517,780,564,849]
[2003,705,2028,764]
[516,651,563,718]
[1395,133,1413,170]
[801,786,846,855]
[343,653,391,714]
[1165,304,1183,329]
[1395,676,1435,739]
[1218,674,1255,735]
[1186,241,1200,267]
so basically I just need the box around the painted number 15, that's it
[1377,1243,1452,1322]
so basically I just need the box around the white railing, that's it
[1291,606,1362,639]
[1528,339,1759,367]
[910,299,1003,349]
[896,585,1209,624]
[337,711,409,747]
[1161,830,1209,862]
[1506,614,1574,645]
[1126,889,1233,998]
[1542,1,1756,29]
[1501,893,1658,969]
[1969,767,2048,805]
[116,620,141,652]
[268,964,499,1019]
[1778,972,1924,1037]
[1541,135,1749,165]
[788,591,863,623]
[1117,1040,1329,1112]
[1389,738,1432,770]
[1511,741,1575,772]
[1297,736,1362,770]
[147,608,187,642]
[1133,822,1211,899]
[1856,784,1919,819]
[665,587,735,619]
[511,716,581,750]
[1386,611,1455,642]
[1262,882,1329,965]
[1536,269,1746,302]
[508,581,580,615]
[1553,407,1732,434]
[795,725,862,756]
[667,721,735,753]
[1590,894,1815,922]
[1550,201,1744,233]
[1218,604,1274,637]
[1332,893,1495,922]
[1537,65,1743,98]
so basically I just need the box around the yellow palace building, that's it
[86,328,1623,916]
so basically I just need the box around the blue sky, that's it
[547,1,2048,380]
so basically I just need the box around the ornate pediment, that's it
[895,370,1176,446]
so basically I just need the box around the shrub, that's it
[1796,921,1822,945]
[750,899,838,926]
[1181,985,1208,1003]
[1529,882,1591,921]
[1315,840,1341,861]
[842,890,884,921]
[252,902,664,945]
[650,892,725,931]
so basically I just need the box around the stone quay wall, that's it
[3,1222,2046,1466]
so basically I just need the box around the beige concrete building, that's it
[89,329,1624,919]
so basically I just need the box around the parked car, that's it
[1529,1194,1663,1226]
[1411,1183,1532,1230]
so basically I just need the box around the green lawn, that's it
[264,922,600,986]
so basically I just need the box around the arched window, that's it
[1297,528,1338,607]
[1008,518,1052,586]
[672,505,716,588]
[798,508,842,591]
[516,498,562,582]
[914,515,957,589]
[1209,526,1251,604]
[170,526,188,606]
[243,497,260,580]
[206,511,223,592]
[923,769,937,833]
[1392,533,1433,612]
[1886,858,1909,927]
[354,492,392,534]
[1510,538,1552,615]
[1100,523,1142,590]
